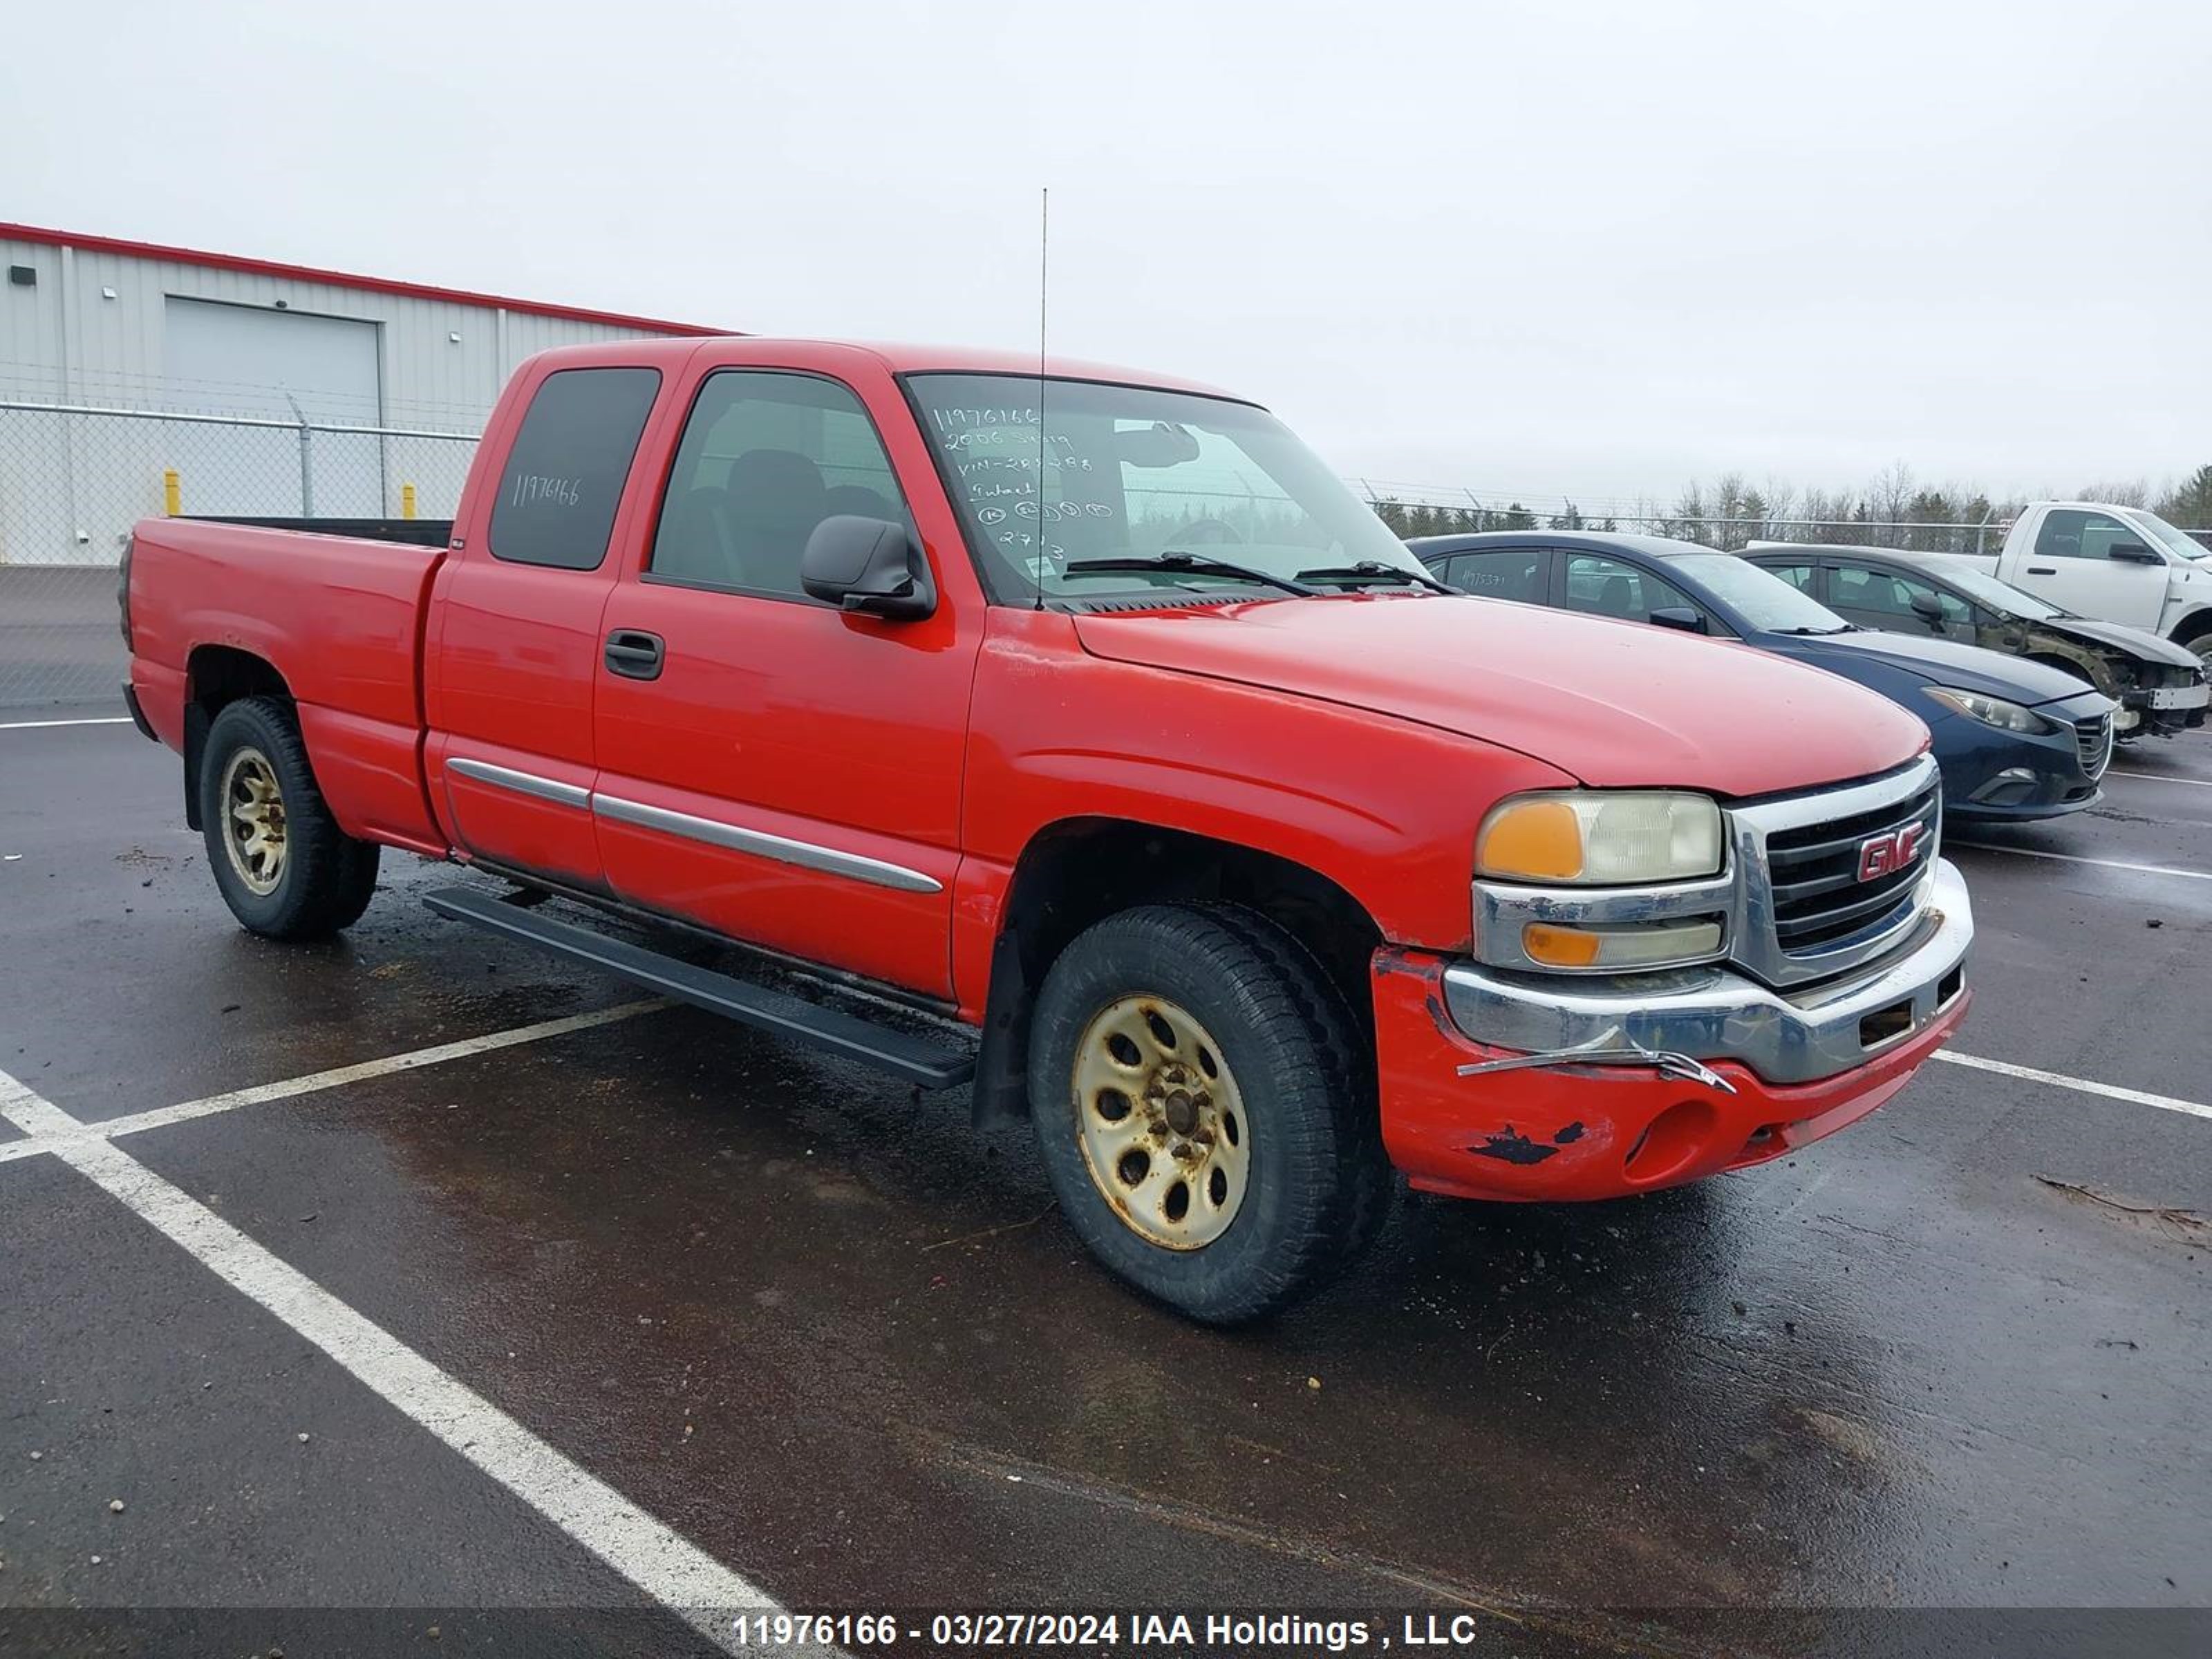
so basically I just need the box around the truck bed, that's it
[126,516,447,852]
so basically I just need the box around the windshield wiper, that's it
[1771,625,1855,636]
[1060,552,1318,597]
[1295,560,1455,594]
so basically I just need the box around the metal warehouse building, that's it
[0,223,718,567]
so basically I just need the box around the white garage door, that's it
[162,298,384,516]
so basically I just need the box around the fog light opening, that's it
[1858,998,1915,1048]
[1969,768,2038,807]
[1938,965,1965,1006]
[1622,1098,1716,1185]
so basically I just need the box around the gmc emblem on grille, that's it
[1857,821,1927,882]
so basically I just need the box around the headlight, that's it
[1477,791,1723,885]
[1924,686,2054,734]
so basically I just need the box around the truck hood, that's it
[1071,597,1928,798]
[2036,614,2204,671]
[1780,628,2094,705]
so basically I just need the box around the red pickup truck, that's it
[120,337,1974,1322]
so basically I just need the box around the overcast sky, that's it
[7,0,2207,510]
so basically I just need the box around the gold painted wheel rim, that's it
[221,746,288,896]
[1071,995,1249,1250]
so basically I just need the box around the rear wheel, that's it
[1028,903,1390,1324]
[198,697,380,940]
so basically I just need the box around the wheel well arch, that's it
[969,816,1383,1127]
[2021,648,2103,688]
[180,646,293,829]
[2169,608,2212,646]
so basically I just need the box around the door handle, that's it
[603,629,665,680]
[2025,565,2057,575]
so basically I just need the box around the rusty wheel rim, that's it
[221,747,288,896]
[1071,995,1249,1250]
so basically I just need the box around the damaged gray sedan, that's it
[1746,543,2209,740]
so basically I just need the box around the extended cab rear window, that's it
[488,367,662,570]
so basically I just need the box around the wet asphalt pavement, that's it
[1,712,2206,1658]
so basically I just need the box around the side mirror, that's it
[800,515,936,620]
[2108,541,2162,565]
[1908,591,1949,629]
[1649,606,1705,634]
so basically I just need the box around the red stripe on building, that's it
[0,222,729,337]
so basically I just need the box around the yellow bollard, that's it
[400,483,418,520]
[162,469,180,516]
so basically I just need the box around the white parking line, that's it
[1949,842,2212,883]
[1934,1050,2212,1123]
[0,715,133,730]
[2107,768,2212,790]
[0,1062,785,1649]
[0,1000,664,1165]
[102,1000,664,1142]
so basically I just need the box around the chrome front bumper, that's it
[1441,859,1974,1087]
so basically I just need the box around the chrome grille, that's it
[1728,757,1942,990]
[2074,713,2113,780]
[1765,781,1940,952]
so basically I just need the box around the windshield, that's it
[2123,508,2211,562]
[1668,553,1852,632]
[1934,563,2063,619]
[906,373,1427,601]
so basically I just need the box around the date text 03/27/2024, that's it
[727,1611,1506,1650]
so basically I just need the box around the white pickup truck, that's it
[1946,503,2212,662]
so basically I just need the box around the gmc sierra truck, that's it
[120,337,1975,1322]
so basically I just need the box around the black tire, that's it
[198,696,382,940]
[1027,902,1391,1324]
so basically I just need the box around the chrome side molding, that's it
[444,757,943,897]
[592,793,943,894]
[446,756,591,809]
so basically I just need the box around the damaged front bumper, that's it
[1371,859,1974,1203]
[1443,859,1973,1087]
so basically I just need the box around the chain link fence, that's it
[8,402,2204,711]
[0,402,477,707]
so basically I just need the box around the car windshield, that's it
[2122,509,2211,562]
[1668,553,1852,632]
[906,373,1429,601]
[1929,563,2063,619]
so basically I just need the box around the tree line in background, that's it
[1371,462,2212,552]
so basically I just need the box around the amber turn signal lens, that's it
[1477,799,1585,881]
[1522,923,1604,967]
[1521,919,1725,971]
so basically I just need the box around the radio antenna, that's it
[1034,185,1049,612]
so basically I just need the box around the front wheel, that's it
[1027,903,1391,1324]
[198,696,380,940]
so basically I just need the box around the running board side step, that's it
[423,885,975,1089]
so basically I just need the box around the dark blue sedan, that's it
[1411,532,2117,823]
